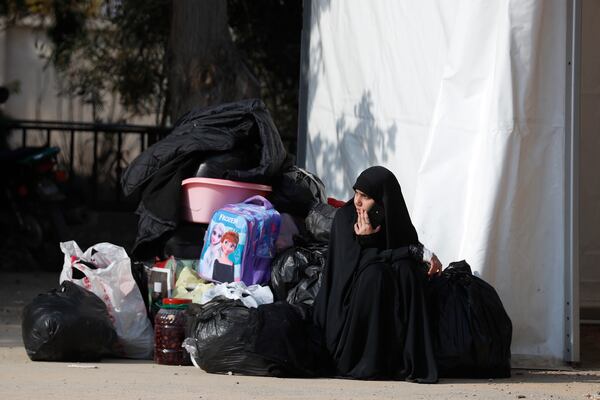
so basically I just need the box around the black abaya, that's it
[313,166,438,382]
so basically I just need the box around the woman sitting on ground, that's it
[313,166,441,382]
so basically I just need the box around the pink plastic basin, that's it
[181,177,272,223]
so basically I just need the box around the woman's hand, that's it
[354,208,381,236]
[426,253,442,277]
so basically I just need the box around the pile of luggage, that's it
[21,99,512,379]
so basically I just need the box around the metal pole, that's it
[69,129,75,176]
[92,129,99,207]
[564,0,581,363]
[296,0,312,168]
[116,132,123,204]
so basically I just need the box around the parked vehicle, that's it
[0,146,71,270]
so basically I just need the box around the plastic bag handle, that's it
[298,167,321,191]
[243,195,273,209]
[69,257,89,279]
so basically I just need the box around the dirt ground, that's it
[1,212,600,399]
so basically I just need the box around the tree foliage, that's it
[49,0,171,123]
[1,0,171,123]
[0,0,302,150]
[228,0,303,145]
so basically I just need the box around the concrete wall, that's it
[0,22,157,126]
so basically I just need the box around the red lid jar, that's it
[154,298,192,366]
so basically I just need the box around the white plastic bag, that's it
[200,281,273,308]
[59,241,153,359]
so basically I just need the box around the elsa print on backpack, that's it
[198,196,280,285]
[198,223,226,280]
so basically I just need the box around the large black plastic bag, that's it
[270,243,327,305]
[184,298,275,376]
[183,298,331,377]
[427,260,512,378]
[22,281,118,361]
[305,203,338,243]
[270,166,327,218]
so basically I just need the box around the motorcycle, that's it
[0,146,71,270]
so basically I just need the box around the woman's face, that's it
[354,189,376,213]
[210,227,224,245]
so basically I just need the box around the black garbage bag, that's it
[270,243,327,305]
[184,298,274,376]
[22,281,118,361]
[120,99,287,260]
[305,203,338,243]
[270,166,327,218]
[131,261,150,318]
[183,298,332,377]
[427,260,512,378]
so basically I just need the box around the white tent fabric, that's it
[305,0,567,364]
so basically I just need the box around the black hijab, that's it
[352,166,418,248]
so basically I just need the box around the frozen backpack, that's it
[198,195,281,286]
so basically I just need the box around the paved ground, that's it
[1,212,600,399]
[1,271,600,400]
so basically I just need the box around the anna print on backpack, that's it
[211,231,240,283]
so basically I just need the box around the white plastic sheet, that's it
[305,0,567,364]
